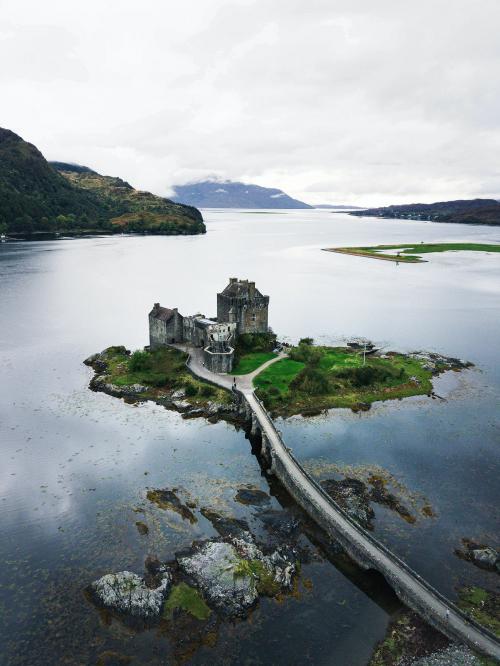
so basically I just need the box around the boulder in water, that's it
[89,569,171,620]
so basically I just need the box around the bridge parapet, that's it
[183,350,500,661]
[241,391,500,661]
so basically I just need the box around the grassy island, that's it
[84,346,232,419]
[324,242,500,263]
[254,341,469,417]
[85,338,471,422]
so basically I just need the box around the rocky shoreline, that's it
[84,346,242,425]
[87,489,301,636]
[368,609,487,666]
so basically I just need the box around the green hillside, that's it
[0,128,205,236]
[350,199,500,226]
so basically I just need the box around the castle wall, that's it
[183,317,213,347]
[203,347,234,373]
[217,294,269,335]
[241,299,269,334]
[149,311,184,347]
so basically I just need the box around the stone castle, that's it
[149,278,270,373]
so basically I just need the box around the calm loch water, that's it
[1,210,499,664]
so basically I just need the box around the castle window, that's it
[251,314,256,322]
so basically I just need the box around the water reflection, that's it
[1,210,499,664]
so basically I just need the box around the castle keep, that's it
[217,278,269,334]
[149,278,269,373]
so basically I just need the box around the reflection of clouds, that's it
[0,370,252,539]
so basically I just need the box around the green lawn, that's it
[318,348,364,371]
[232,351,277,375]
[252,345,444,417]
[327,242,500,263]
[254,358,305,393]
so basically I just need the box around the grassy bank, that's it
[86,346,231,411]
[458,587,500,637]
[324,242,500,263]
[254,342,465,417]
[232,351,277,375]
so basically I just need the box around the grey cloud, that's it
[1,0,498,205]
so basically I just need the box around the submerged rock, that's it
[456,539,499,573]
[89,569,171,620]
[256,508,301,541]
[200,507,251,539]
[135,521,149,535]
[97,651,133,666]
[147,488,197,523]
[367,474,416,524]
[321,472,418,529]
[321,477,375,529]
[235,486,270,506]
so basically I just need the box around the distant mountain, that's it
[0,128,204,236]
[349,199,500,226]
[315,204,363,209]
[172,180,313,208]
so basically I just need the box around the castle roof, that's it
[220,278,266,299]
[149,305,179,322]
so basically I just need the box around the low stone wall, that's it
[179,352,499,661]
[203,346,234,373]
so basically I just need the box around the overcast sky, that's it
[1,0,499,206]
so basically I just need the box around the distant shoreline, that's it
[323,247,422,263]
[323,242,500,264]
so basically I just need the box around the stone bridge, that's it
[181,346,500,661]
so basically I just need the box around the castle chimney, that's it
[154,303,160,310]
[248,281,255,298]
[173,307,178,313]
[229,277,237,284]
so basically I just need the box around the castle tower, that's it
[203,322,236,373]
[217,278,269,335]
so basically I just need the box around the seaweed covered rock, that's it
[89,568,171,620]
[178,541,258,616]
[147,488,197,523]
[235,486,270,506]
[177,536,297,617]
[200,507,251,539]
[456,538,500,573]
[321,477,375,529]
[320,473,417,529]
